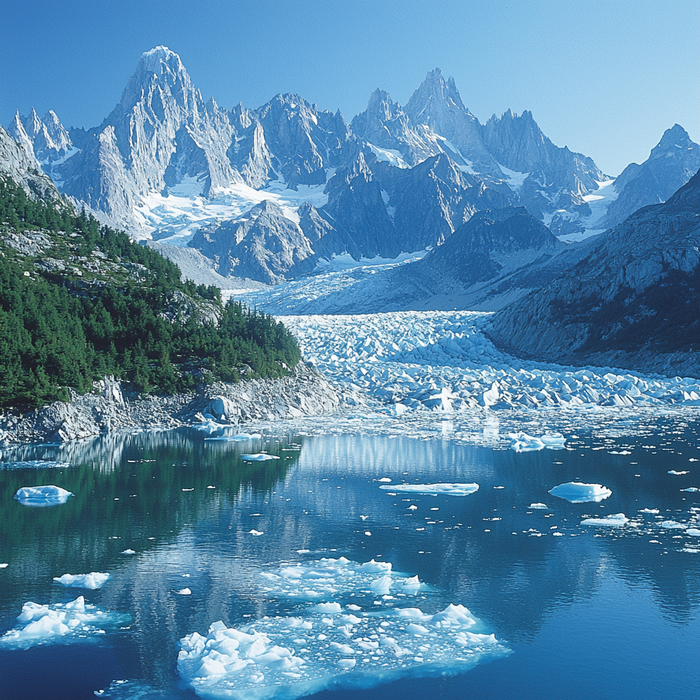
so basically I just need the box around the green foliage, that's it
[0,178,301,409]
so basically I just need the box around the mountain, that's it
[603,124,700,229]
[0,123,59,202]
[486,168,700,376]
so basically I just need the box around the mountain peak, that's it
[137,45,184,73]
[652,124,692,155]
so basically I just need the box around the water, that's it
[1,423,699,699]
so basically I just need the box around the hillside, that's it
[486,169,700,376]
[0,172,300,409]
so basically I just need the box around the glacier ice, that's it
[548,482,612,503]
[581,513,629,527]
[379,483,479,496]
[53,572,110,589]
[13,485,73,506]
[241,453,280,461]
[178,557,507,700]
[0,596,129,649]
[509,432,566,452]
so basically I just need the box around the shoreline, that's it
[0,364,341,447]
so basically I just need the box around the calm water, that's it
[1,421,699,699]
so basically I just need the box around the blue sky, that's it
[1,0,698,176]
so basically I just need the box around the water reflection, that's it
[0,424,699,699]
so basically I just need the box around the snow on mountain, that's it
[486,168,700,376]
[603,124,700,229]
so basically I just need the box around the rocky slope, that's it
[0,364,341,446]
[603,124,700,229]
[486,168,700,376]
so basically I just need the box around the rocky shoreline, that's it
[0,364,342,446]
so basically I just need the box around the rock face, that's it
[486,168,700,376]
[0,365,341,446]
[0,124,59,202]
[604,124,700,229]
[190,200,316,282]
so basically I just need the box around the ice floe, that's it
[205,433,263,442]
[13,485,73,506]
[178,557,508,699]
[509,432,566,452]
[581,513,629,527]
[53,572,110,590]
[528,503,550,510]
[379,483,479,497]
[548,482,612,503]
[0,596,129,649]
[241,453,280,461]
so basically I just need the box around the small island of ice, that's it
[13,485,73,506]
[581,513,629,527]
[379,483,479,496]
[548,482,612,503]
[53,572,110,590]
[241,453,280,461]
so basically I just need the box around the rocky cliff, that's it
[486,169,700,376]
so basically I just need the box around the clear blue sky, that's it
[1,0,698,176]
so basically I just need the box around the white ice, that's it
[548,482,612,503]
[581,513,629,527]
[509,432,566,452]
[241,454,280,461]
[0,596,129,649]
[178,558,507,700]
[379,483,479,497]
[205,433,263,442]
[14,485,73,506]
[53,572,110,590]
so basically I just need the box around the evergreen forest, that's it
[0,177,301,409]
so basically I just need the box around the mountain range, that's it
[6,46,696,289]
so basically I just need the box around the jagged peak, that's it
[405,68,468,119]
[653,124,694,154]
[137,45,185,74]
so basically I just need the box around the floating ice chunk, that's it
[178,600,507,699]
[380,483,479,496]
[529,503,549,510]
[581,513,629,527]
[668,470,689,475]
[401,575,421,592]
[14,485,73,507]
[53,572,110,590]
[177,588,192,595]
[241,453,280,461]
[686,529,700,536]
[121,549,136,555]
[369,575,392,594]
[192,420,224,434]
[378,477,392,483]
[0,563,9,569]
[549,482,612,503]
[639,508,660,514]
[659,521,686,529]
[359,559,392,573]
[509,432,565,452]
[0,596,129,649]
[249,530,264,536]
[205,433,262,442]
[312,602,342,613]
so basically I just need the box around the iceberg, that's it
[510,432,566,452]
[0,596,129,649]
[13,485,73,506]
[548,482,612,503]
[178,603,508,700]
[581,513,629,527]
[53,572,110,590]
[379,483,479,496]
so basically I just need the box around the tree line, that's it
[0,177,301,409]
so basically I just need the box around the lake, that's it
[1,421,699,699]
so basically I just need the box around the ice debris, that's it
[0,596,129,649]
[13,485,73,506]
[548,482,612,503]
[178,603,507,699]
[241,453,280,461]
[528,503,549,510]
[379,483,479,496]
[205,433,263,442]
[581,513,629,527]
[509,432,566,452]
[53,572,110,590]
